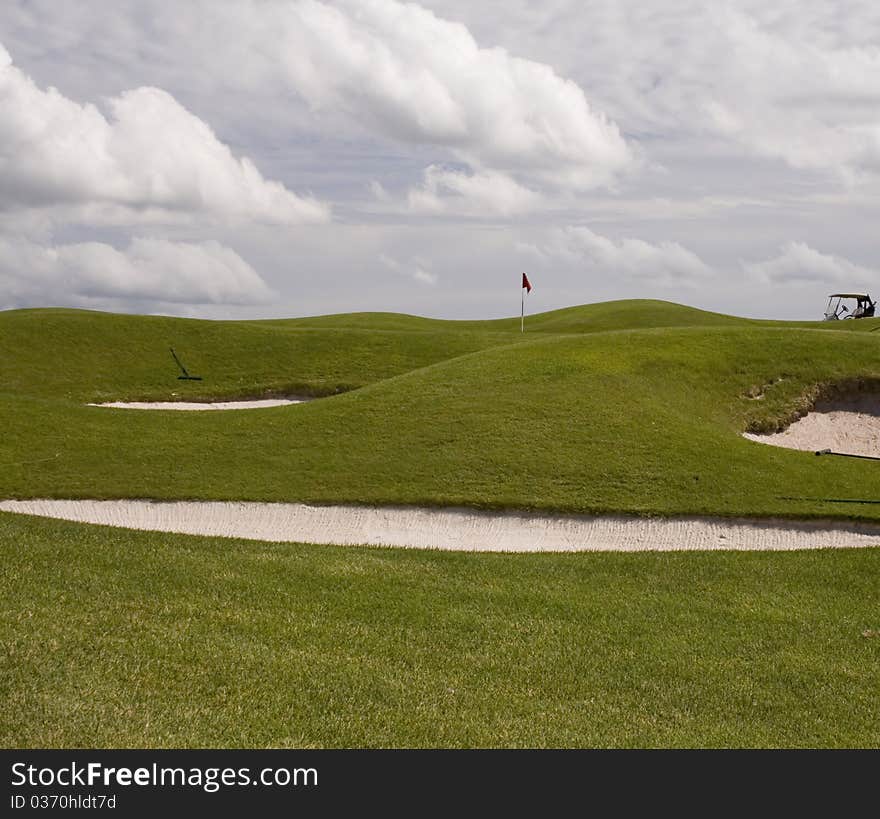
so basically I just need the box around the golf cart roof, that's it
[829,293,871,299]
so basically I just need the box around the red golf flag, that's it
[522,272,532,293]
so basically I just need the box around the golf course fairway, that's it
[2,300,879,747]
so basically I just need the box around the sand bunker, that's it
[1,499,878,552]
[88,398,307,411]
[743,394,880,457]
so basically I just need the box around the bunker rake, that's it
[170,348,202,381]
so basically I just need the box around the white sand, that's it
[88,399,306,411]
[743,395,880,457]
[1,499,878,552]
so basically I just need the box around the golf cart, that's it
[823,293,876,320]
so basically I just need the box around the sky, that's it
[1,0,879,321]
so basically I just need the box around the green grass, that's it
[3,299,880,748]
[3,304,880,518]
[2,514,878,748]
[0,306,519,402]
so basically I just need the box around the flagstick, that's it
[521,287,524,333]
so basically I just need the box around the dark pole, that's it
[815,448,880,462]
[170,348,189,377]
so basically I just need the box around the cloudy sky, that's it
[2,0,879,321]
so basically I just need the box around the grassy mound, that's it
[3,302,880,517]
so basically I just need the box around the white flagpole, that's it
[521,283,524,333]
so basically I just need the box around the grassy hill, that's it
[3,302,880,517]
[2,299,880,747]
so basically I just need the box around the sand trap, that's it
[743,394,880,457]
[1,499,878,552]
[88,398,307,411]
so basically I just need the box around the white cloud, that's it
[407,165,543,216]
[691,9,880,179]
[0,236,274,308]
[426,2,880,182]
[525,226,711,286]
[412,267,438,286]
[744,241,877,287]
[379,252,438,285]
[279,0,634,191]
[369,180,391,202]
[0,42,329,224]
